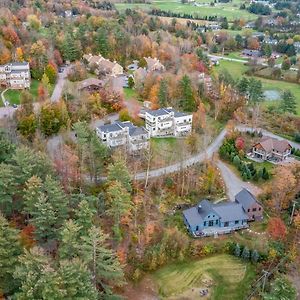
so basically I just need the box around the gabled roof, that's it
[213,202,249,222]
[98,123,124,133]
[235,188,260,211]
[146,108,174,117]
[129,126,148,137]
[255,137,291,153]
[78,78,104,90]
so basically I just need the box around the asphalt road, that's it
[50,66,70,102]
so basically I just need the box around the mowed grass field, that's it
[152,254,256,300]
[214,60,300,114]
[115,0,256,21]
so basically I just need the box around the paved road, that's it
[50,66,70,102]
[216,160,261,201]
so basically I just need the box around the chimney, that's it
[198,204,202,213]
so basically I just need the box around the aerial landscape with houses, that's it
[0,0,300,299]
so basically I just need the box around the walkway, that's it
[50,66,71,102]
[1,88,8,106]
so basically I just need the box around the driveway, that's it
[50,66,71,102]
[216,160,261,201]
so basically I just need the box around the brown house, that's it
[78,78,104,93]
[252,137,292,161]
[235,188,263,221]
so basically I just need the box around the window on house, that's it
[253,208,257,212]
[216,220,218,224]
[196,226,199,231]
[209,220,214,226]
[258,207,261,211]
[248,209,250,212]
[235,220,239,224]
[204,221,206,226]
[224,222,229,227]
[208,215,210,218]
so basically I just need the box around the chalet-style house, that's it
[77,78,104,93]
[0,62,31,89]
[252,137,292,161]
[183,199,249,237]
[83,54,123,77]
[144,108,193,137]
[144,57,165,72]
[96,121,149,152]
[235,188,263,221]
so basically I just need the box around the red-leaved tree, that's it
[267,217,287,240]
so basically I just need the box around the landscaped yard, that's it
[3,79,54,105]
[152,254,256,300]
[115,0,256,21]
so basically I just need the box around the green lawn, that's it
[115,0,256,21]
[123,87,137,100]
[152,254,256,300]
[214,60,300,114]
[4,79,54,105]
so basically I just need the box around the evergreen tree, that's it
[179,75,197,112]
[128,76,134,88]
[0,163,16,215]
[75,200,96,236]
[158,79,169,107]
[241,246,250,260]
[62,33,80,62]
[248,78,264,104]
[59,220,82,260]
[233,155,241,168]
[234,243,241,257]
[280,90,297,114]
[23,176,43,217]
[58,259,98,300]
[106,181,133,240]
[96,28,109,57]
[237,77,249,96]
[0,214,22,296]
[81,226,124,295]
[0,130,15,163]
[107,158,132,193]
[251,249,260,263]
[262,167,270,180]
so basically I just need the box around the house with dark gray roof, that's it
[235,188,263,221]
[96,120,149,152]
[183,198,249,237]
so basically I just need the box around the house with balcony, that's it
[96,121,149,152]
[183,199,249,237]
[0,62,31,89]
[145,108,193,137]
[251,137,292,161]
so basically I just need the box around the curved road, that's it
[132,125,300,181]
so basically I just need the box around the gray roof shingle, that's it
[235,188,260,211]
[213,202,248,222]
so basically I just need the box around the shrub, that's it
[241,246,250,260]
[234,243,241,257]
[251,249,260,263]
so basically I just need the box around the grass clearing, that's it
[213,60,300,114]
[4,79,54,105]
[115,0,256,21]
[152,254,256,300]
[123,87,137,100]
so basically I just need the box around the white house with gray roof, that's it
[96,121,149,152]
[183,198,249,237]
[145,107,193,137]
[0,62,31,89]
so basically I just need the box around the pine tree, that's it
[128,76,134,88]
[23,176,43,217]
[280,90,297,114]
[179,75,197,112]
[107,158,132,193]
[237,77,249,96]
[0,163,16,215]
[75,200,96,236]
[58,259,98,300]
[234,243,241,257]
[251,249,259,263]
[106,181,133,240]
[62,33,80,62]
[0,214,22,296]
[158,79,169,107]
[241,246,250,260]
[248,78,264,104]
[0,130,15,163]
[80,226,124,294]
[59,220,82,260]
[96,28,109,57]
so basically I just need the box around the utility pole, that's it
[290,201,296,225]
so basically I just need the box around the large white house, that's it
[96,121,149,152]
[0,62,31,89]
[145,108,193,137]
